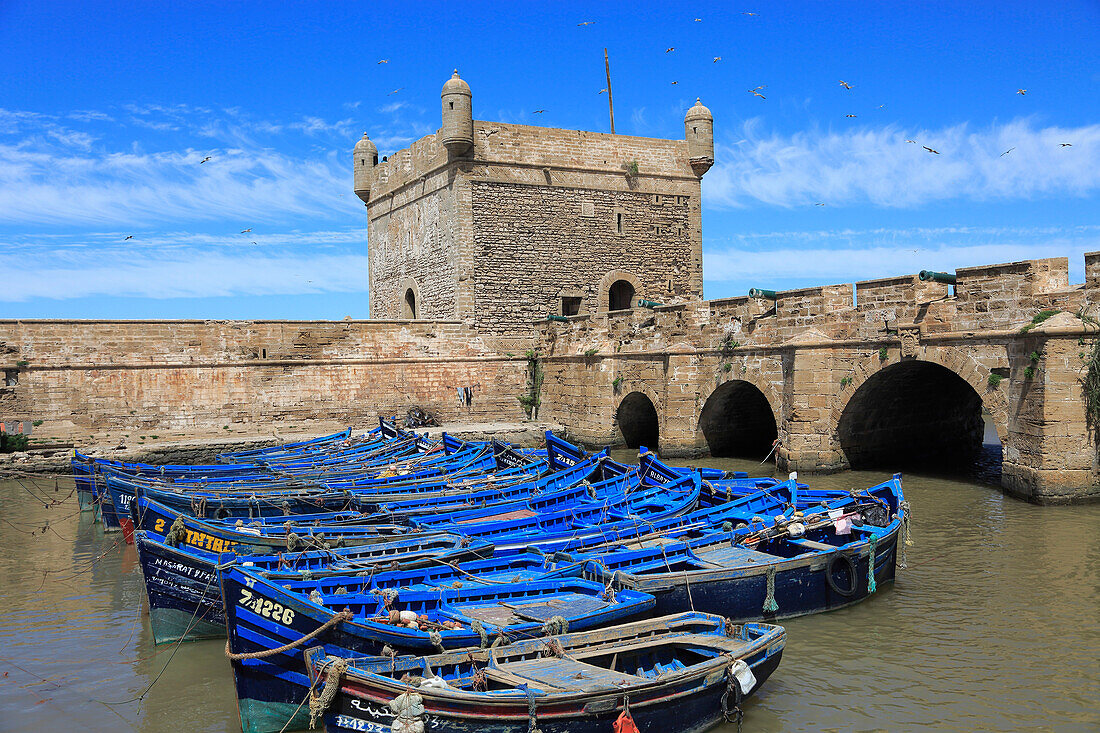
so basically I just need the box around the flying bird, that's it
[241,228,252,233]
[124,235,133,240]
[839,80,852,90]
[923,146,940,154]
[742,11,758,16]
[199,156,212,164]
[1060,143,1073,147]
[905,139,917,144]
[533,109,546,114]
[748,86,766,99]
[251,241,257,245]
[845,114,857,118]
[670,81,678,85]
[694,18,702,21]
[377,59,389,64]
[577,20,595,26]
[1000,147,1015,157]
[599,88,608,94]
[713,56,722,63]
[387,87,403,95]
[665,47,675,53]
[815,202,825,206]
[1017,89,1027,95]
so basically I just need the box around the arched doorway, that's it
[698,380,778,458]
[616,392,659,449]
[402,288,417,319]
[837,361,989,473]
[608,280,635,311]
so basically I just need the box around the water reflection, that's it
[1,458,1097,732]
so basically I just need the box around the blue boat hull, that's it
[134,531,226,644]
[612,528,900,622]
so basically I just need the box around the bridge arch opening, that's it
[698,380,778,458]
[616,391,659,449]
[838,360,994,476]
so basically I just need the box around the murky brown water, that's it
[1,451,1097,732]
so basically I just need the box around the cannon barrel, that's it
[637,298,664,309]
[919,270,956,285]
[748,288,778,300]
[547,314,570,323]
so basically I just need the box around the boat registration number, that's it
[238,588,295,625]
[334,716,388,732]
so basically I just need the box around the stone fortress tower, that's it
[354,71,713,335]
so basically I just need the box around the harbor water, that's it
[1,448,1097,732]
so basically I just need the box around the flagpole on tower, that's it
[604,48,615,134]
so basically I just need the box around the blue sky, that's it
[2,0,1098,319]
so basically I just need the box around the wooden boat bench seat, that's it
[500,658,643,691]
[458,509,537,524]
[788,538,836,553]
[449,594,613,627]
[692,544,779,566]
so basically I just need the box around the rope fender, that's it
[308,657,349,729]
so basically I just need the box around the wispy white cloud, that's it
[0,142,358,226]
[703,224,1100,286]
[703,118,1100,208]
[0,242,368,301]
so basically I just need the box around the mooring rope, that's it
[224,610,353,661]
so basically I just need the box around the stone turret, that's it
[441,70,473,157]
[353,133,378,204]
[684,98,714,177]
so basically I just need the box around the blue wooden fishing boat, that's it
[219,565,655,733]
[133,525,493,645]
[577,474,908,622]
[304,612,785,733]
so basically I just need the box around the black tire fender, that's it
[825,552,858,597]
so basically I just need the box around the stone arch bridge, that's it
[536,255,1100,504]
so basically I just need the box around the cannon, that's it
[637,299,664,309]
[748,288,778,300]
[919,270,956,285]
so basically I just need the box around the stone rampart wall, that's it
[0,320,528,439]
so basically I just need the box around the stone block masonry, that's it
[536,255,1099,504]
[356,73,711,337]
[0,319,530,441]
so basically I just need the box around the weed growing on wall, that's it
[1083,338,1100,445]
[1019,309,1060,333]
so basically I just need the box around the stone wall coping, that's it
[471,120,687,148]
[855,274,918,289]
[7,355,525,371]
[956,257,1068,276]
[704,295,753,307]
[0,319,465,326]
